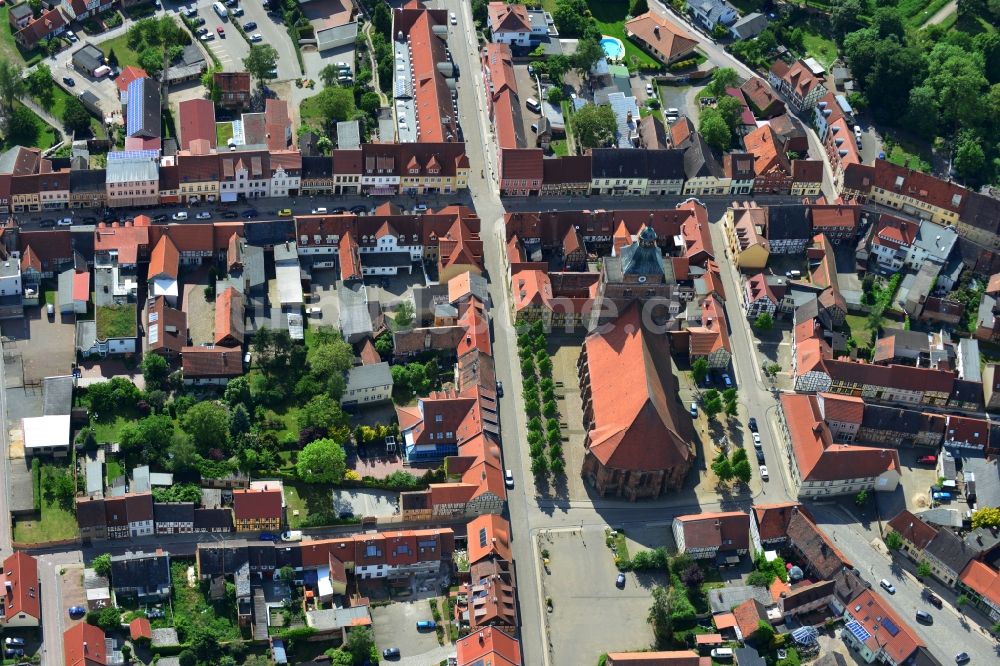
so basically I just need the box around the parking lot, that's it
[190,4,251,74]
[877,447,945,518]
[541,525,661,663]
[241,0,302,81]
[331,488,399,518]
[371,599,445,661]
[1,304,77,385]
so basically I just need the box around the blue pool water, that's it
[601,37,623,59]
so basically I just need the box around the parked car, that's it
[68,606,86,618]
[243,21,257,30]
[196,211,211,219]
[879,579,896,594]
[646,83,654,95]
[250,33,262,42]
[450,11,457,24]
[338,510,354,520]
[932,490,952,501]
[65,30,77,42]
[62,76,75,86]
[416,620,436,631]
[924,590,943,608]
[312,207,328,214]
[917,455,937,465]
[722,373,732,387]
[258,532,278,542]
[182,6,197,17]
[281,530,302,542]
[232,6,244,16]
[915,610,933,624]
[504,469,514,489]
[748,417,758,432]
[752,432,762,447]
[350,205,368,214]
[331,207,347,214]
[193,17,206,26]
[496,381,504,398]
[690,402,698,417]
[223,210,239,218]
[39,219,55,228]
[955,653,970,664]
[382,647,401,660]
[242,209,258,218]
[217,26,225,36]
[755,449,765,465]
[759,465,768,481]
[415,203,428,212]
[172,212,188,220]
[277,208,292,217]
[57,217,73,226]
[146,609,164,619]
[5,648,23,658]
[152,214,168,222]
[711,648,734,660]
[335,61,350,69]
[4,638,25,647]
[200,33,214,41]
[196,26,209,35]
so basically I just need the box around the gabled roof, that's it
[487,1,531,32]
[1,551,40,622]
[741,78,785,116]
[232,488,282,521]
[753,502,807,542]
[786,510,850,578]
[214,286,244,345]
[874,159,967,213]
[467,514,512,565]
[582,302,694,472]
[178,98,216,151]
[455,627,521,666]
[116,66,149,94]
[64,622,108,666]
[887,510,938,550]
[743,124,790,177]
[148,234,179,281]
[846,589,922,664]
[959,560,1000,608]
[181,346,242,378]
[607,651,708,666]
[624,12,699,63]
[675,511,749,551]
[145,296,187,356]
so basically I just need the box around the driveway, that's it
[371,599,444,661]
[331,489,399,518]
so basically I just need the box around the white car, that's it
[57,217,73,226]
[759,465,769,481]
[250,33,263,42]
[504,469,514,489]
[645,83,654,95]
[752,432,762,447]
[281,530,303,542]
[450,11,457,24]
[196,211,211,219]
[172,212,189,220]
[880,578,896,594]
[312,207,328,214]
[335,61,350,69]
[200,33,214,41]
[65,30,77,42]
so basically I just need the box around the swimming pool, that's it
[600,36,624,61]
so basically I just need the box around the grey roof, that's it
[105,155,159,184]
[964,457,1000,509]
[608,92,640,148]
[336,120,361,150]
[302,155,333,179]
[734,648,766,666]
[695,0,738,24]
[682,133,723,180]
[109,550,171,591]
[708,585,774,613]
[42,375,74,416]
[231,238,265,294]
[132,465,151,493]
[951,379,983,409]
[964,526,1000,555]
[958,338,981,382]
[306,606,372,631]
[244,220,294,247]
[591,148,645,179]
[620,226,667,277]
[70,168,106,192]
[339,281,373,340]
[164,45,206,83]
[924,528,976,575]
[345,362,392,393]
[126,78,161,139]
[76,319,98,353]
[883,328,932,356]
[914,219,958,263]
[860,404,924,435]
[153,502,195,525]
[196,540,249,576]
[72,44,105,71]
[362,251,411,268]
[193,507,233,531]
[731,12,768,39]
[766,204,810,241]
[917,508,964,529]
[646,149,686,180]
[86,460,103,497]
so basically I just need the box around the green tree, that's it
[871,7,906,40]
[754,312,774,331]
[178,651,196,666]
[884,530,903,550]
[647,584,673,647]
[691,357,709,385]
[711,451,734,482]
[733,458,752,483]
[706,68,739,97]
[572,37,606,75]
[142,353,169,388]
[917,561,932,578]
[972,507,1000,528]
[243,44,280,85]
[92,553,112,577]
[229,404,251,438]
[957,594,969,609]
[394,301,415,328]
[360,90,381,115]
[547,54,571,83]
[702,389,723,418]
[297,394,349,441]
[855,489,869,506]
[26,64,54,108]
[181,402,230,454]
[344,626,376,663]
[6,105,39,146]
[325,650,354,666]
[138,47,164,76]
[319,64,343,88]
[552,0,596,38]
[572,103,617,149]
[120,415,176,465]
[954,130,987,183]
[223,375,252,410]
[905,85,940,139]
[0,61,26,125]
[372,2,392,36]
[547,86,565,104]
[297,438,347,483]
[315,85,358,125]
[530,453,549,476]
[754,620,776,648]
[631,0,649,14]
[699,108,731,151]
[714,95,744,130]
[831,0,864,42]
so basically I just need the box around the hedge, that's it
[32,458,41,511]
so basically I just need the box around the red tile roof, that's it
[148,234,179,280]
[73,271,89,303]
[64,622,108,666]
[214,286,244,345]
[500,148,543,182]
[456,627,521,666]
[744,124,791,178]
[792,159,825,184]
[116,66,149,94]
[1,551,39,622]
[606,651,709,666]
[753,502,808,542]
[817,392,864,424]
[874,159,967,213]
[675,511,749,551]
[396,3,458,143]
[129,617,152,641]
[582,302,694,473]
[624,12,699,63]
[688,295,730,358]
[732,599,766,640]
[181,346,242,378]
[847,589,922,664]
[232,488,282,521]
[487,1,531,32]
[781,393,900,483]
[95,218,151,265]
[15,8,67,49]
[886,510,938,550]
[467,514,512,565]
[772,59,825,99]
[178,99,217,151]
[338,231,362,281]
[959,560,1000,608]
[146,296,187,356]
[740,77,785,116]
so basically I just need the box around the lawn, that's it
[13,465,80,544]
[1,102,60,151]
[299,94,326,131]
[549,139,568,156]
[898,0,952,26]
[96,304,137,340]
[216,121,234,145]
[284,482,336,529]
[34,85,105,139]
[92,416,132,443]
[106,459,125,484]
[0,7,45,67]
[170,560,241,644]
[886,140,932,173]
[587,1,662,70]
[99,34,143,69]
[844,314,876,346]
[798,20,839,69]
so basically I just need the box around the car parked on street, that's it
[752,432,761,447]
[924,589,943,608]
[69,606,86,618]
[504,469,514,489]
[172,212,188,220]
[879,579,896,594]
[748,417,758,431]
[955,653,969,664]
[759,465,768,480]
[250,33,262,42]
[917,455,937,465]
[416,620,436,631]
[277,208,292,217]
[915,610,933,624]
[63,76,75,86]
[382,647,401,660]
[196,211,212,219]
[258,532,278,542]
[4,638,25,647]
[242,209,258,218]
[616,572,626,588]
[243,21,256,30]
[756,449,765,464]
[217,26,225,36]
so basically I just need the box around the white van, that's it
[711,648,734,659]
[93,65,111,78]
[525,97,541,113]
[213,1,228,18]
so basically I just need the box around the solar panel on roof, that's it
[881,617,900,637]
[479,527,487,548]
[846,620,870,643]
[108,150,158,161]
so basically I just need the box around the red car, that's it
[917,455,937,465]
[217,26,225,36]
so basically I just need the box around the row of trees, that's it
[519,321,565,478]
